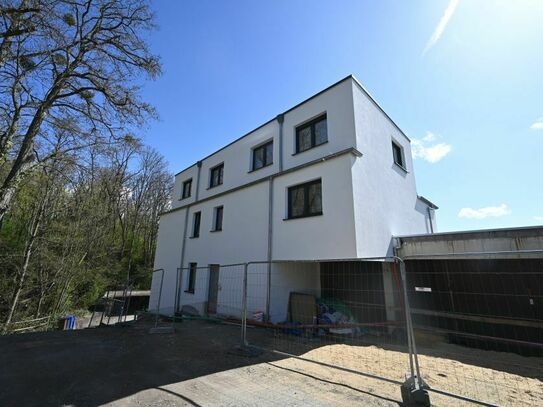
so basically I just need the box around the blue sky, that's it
[141,0,543,232]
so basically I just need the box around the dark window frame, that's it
[191,211,201,238]
[181,178,192,199]
[287,179,323,220]
[252,140,273,171]
[186,262,197,293]
[391,140,406,170]
[295,114,328,154]
[212,205,223,231]
[209,163,224,188]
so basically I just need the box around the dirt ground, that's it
[1,318,541,407]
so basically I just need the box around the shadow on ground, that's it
[0,318,401,407]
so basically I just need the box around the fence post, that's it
[241,262,248,348]
[398,259,429,406]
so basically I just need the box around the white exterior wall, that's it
[150,76,436,316]
[351,81,432,257]
[272,154,357,260]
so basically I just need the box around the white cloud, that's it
[458,204,511,219]
[534,216,543,222]
[530,117,543,130]
[411,131,452,163]
[423,0,460,56]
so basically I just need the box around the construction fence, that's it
[151,254,543,406]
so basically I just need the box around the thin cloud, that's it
[423,0,460,55]
[458,204,510,219]
[534,216,543,222]
[411,131,452,163]
[530,117,543,130]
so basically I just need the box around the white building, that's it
[150,75,437,322]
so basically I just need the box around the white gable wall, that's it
[351,81,432,258]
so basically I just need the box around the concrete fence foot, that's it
[401,376,430,407]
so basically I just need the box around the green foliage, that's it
[0,147,172,325]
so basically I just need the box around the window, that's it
[287,179,322,219]
[191,211,201,238]
[295,114,327,154]
[186,262,197,293]
[182,179,192,199]
[252,140,273,171]
[209,163,224,188]
[392,140,405,169]
[212,206,223,231]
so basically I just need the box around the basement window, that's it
[186,262,197,293]
[295,114,328,154]
[392,140,406,170]
[287,179,322,219]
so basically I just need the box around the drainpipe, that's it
[276,113,284,172]
[176,161,202,313]
[265,114,284,322]
[195,160,202,200]
[427,207,434,234]
[266,177,274,321]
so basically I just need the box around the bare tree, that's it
[0,0,160,224]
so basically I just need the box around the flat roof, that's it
[174,74,412,177]
[396,225,543,241]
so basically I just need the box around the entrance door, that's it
[207,264,220,314]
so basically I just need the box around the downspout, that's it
[176,208,189,313]
[266,114,284,321]
[195,160,202,200]
[176,161,202,313]
[427,207,434,234]
[277,113,284,172]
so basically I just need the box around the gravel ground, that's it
[1,318,541,406]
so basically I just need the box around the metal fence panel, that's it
[244,259,418,395]
[404,258,543,406]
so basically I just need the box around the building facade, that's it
[150,75,437,320]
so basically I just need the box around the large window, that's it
[182,179,192,199]
[191,211,201,238]
[295,114,328,154]
[186,262,197,293]
[252,140,273,171]
[287,179,322,219]
[212,206,223,231]
[392,140,406,169]
[209,163,224,188]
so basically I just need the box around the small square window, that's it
[295,114,328,154]
[186,262,197,293]
[192,211,201,238]
[392,141,405,169]
[182,179,192,199]
[252,140,273,171]
[209,164,224,188]
[212,206,223,231]
[287,179,322,219]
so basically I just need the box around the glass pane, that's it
[393,143,403,166]
[314,118,327,145]
[215,207,223,230]
[289,187,305,217]
[193,213,200,236]
[218,166,223,184]
[254,147,264,169]
[211,169,217,186]
[308,182,322,214]
[297,126,312,152]
[265,143,273,165]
